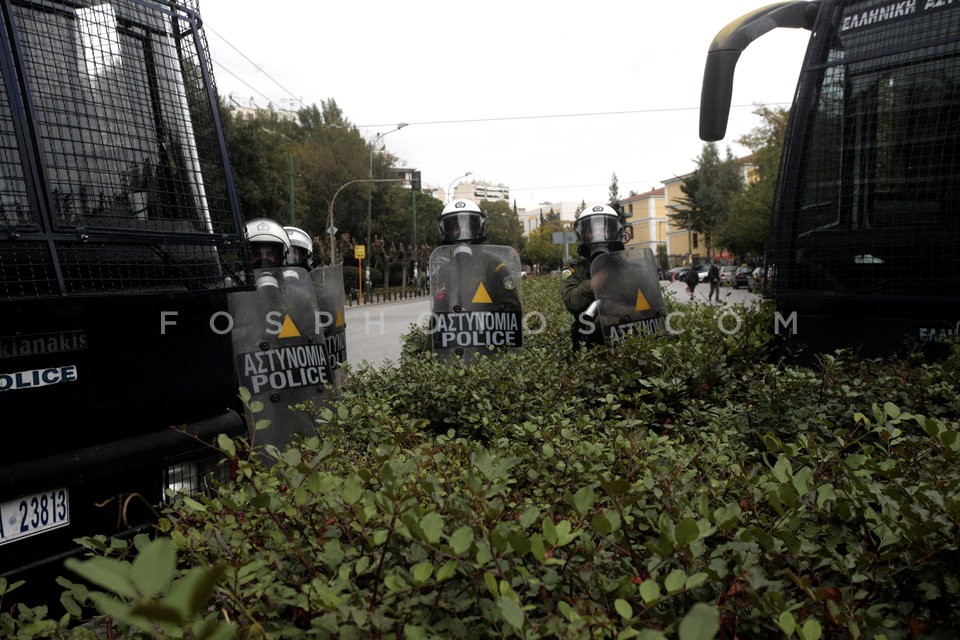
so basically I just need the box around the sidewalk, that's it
[346,288,429,307]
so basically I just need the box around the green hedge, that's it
[5,278,959,639]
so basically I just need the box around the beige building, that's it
[620,187,666,256]
[517,201,582,238]
[662,173,702,265]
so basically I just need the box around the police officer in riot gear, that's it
[284,226,313,269]
[428,199,523,358]
[433,198,520,312]
[560,204,627,348]
[246,218,290,269]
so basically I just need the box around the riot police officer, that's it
[284,226,313,269]
[246,218,290,269]
[559,204,627,348]
[433,198,520,313]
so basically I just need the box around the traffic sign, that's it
[354,245,366,259]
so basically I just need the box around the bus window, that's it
[701,0,960,355]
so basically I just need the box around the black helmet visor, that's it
[577,215,622,245]
[441,212,483,243]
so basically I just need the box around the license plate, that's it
[0,488,69,546]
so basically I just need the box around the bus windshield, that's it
[778,0,960,297]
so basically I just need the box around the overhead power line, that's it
[205,23,305,111]
[212,60,278,110]
[357,103,790,128]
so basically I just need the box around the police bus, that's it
[700,0,960,357]
[0,0,250,586]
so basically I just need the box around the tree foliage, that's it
[608,172,620,211]
[715,106,790,261]
[521,219,568,270]
[221,98,438,272]
[480,200,524,249]
[668,143,742,259]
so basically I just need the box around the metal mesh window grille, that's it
[773,0,960,299]
[0,0,248,299]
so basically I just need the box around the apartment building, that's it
[517,201,582,238]
[452,180,510,204]
[620,187,666,255]
[662,154,756,266]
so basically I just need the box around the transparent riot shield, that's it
[428,244,523,360]
[309,264,347,384]
[228,267,333,451]
[590,248,667,346]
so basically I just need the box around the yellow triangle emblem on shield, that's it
[278,314,301,338]
[635,289,651,312]
[472,282,493,304]
[336,308,345,328]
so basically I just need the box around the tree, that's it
[382,188,444,285]
[480,200,523,248]
[221,98,392,269]
[667,142,742,260]
[522,218,567,271]
[608,173,620,211]
[220,104,299,222]
[715,105,789,261]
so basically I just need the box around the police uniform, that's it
[560,203,630,348]
[560,256,604,347]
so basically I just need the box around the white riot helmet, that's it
[439,198,485,245]
[245,218,290,269]
[284,226,313,267]
[574,204,625,258]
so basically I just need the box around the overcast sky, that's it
[198,1,812,211]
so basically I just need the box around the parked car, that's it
[719,265,738,285]
[732,266,754,289]
[664,266,689,281]
[752,265,776,290]
[696,264,712,282]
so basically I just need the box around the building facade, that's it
[620,188,666,257]
[662,173,702,266]
[452,180,510,204]
[517,201,582,238]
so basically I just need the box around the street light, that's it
[366,123,408,299]
[447,171,472,202]
[327,178,406,266]
[261,128,297,225]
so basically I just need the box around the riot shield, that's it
[428,244,523,360]
[590,248,667,346]
[228,267,333,451]
[309,264,347,381]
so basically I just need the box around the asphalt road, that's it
[662,279,763,306]
[344,297,430,369]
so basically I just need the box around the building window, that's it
[692,234,699,249]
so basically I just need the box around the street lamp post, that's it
[446,171,472,202]
[288,153,295,225]
[365,123,408,301]
[327,178,406,266]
